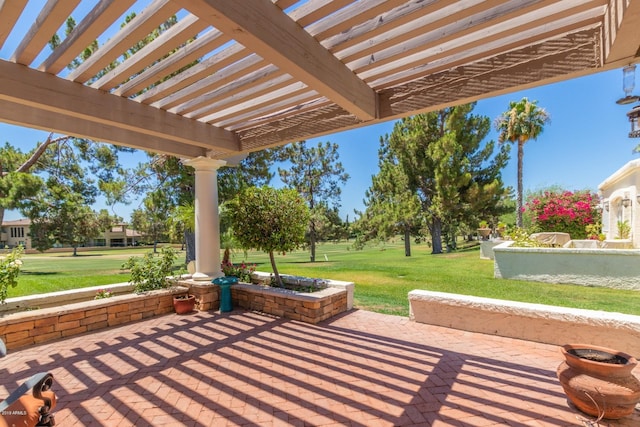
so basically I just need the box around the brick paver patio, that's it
[1,309,638,426]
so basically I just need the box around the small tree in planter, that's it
[227,186,310,286]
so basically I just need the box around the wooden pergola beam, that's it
[0,100,206,158]
[39,0,137,75]
[0,0,28,49]
[182,0,378,121]
[603,0,640,65]
[0,60,240,155]
[11,0,80,66]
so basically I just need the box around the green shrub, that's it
[122,247,178,293]
[0,246,24,303]
[617,220,631,239]
[509,227,547,248]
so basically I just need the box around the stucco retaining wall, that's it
[479,240,504,260]
[493,240,640,290]
[409,290,640,357]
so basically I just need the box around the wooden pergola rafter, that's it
[0,0,639,159]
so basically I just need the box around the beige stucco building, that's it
[0,219,143,250]
[598,159,640,247]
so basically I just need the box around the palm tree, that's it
[495,97,550,227]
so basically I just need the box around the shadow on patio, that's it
[1,309,638,426]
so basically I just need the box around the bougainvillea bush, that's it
[523,190,600,239]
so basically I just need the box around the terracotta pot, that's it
[173,294,196,315]
[557,343,640,419]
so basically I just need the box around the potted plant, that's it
[557,343,640,419]
[477,220,491,240]
[496,222,507,238]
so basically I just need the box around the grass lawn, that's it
[10,241,640,317]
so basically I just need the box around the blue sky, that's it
[2,67,639,222]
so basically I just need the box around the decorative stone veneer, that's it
[409,290,640,356]
[179,273,354,324]
[0,287,188,351]
[231,283,348,324]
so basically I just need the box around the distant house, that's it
[1,219,144,250]
[0,219,31,249]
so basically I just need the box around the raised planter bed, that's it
[0,273,354,351]
[493,240,640,290]
[182,272,354,324]
[0,286,189,351]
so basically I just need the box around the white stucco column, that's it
[183,157,227,280]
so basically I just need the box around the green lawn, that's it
[10,241,640,317]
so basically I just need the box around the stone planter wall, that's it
[1,273,354,351]
[231,283,348,324]
[0,287,188,351]
[180,273,354,324]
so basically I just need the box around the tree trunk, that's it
[269,250,282,286]
[184,230,195,264]
[431,217,443,254]
[517,140,524,228]
[309,220,316,262]
[404,226,411,257]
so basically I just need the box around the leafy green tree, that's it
[7,134,127,254]
[495,97,550,227]
[30,198,101,256]
[227,187,309,286]
[384,104,509,254]
[357,139,423,256]
[313,204,349,243]
[0,143,42,226]
[278,141,349,262]
[131,189,173,252]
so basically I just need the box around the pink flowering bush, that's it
[524,190,600,239]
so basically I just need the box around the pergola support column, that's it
[183,157,227,281]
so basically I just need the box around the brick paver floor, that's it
[1,309,638,426]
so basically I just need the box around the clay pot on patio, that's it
[556,343,640,419]
[173,294,196,314]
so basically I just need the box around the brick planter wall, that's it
[0,287,188,351]
[231,283,348,324]
[1,275,354,351]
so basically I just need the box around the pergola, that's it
[1,0,639,278]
